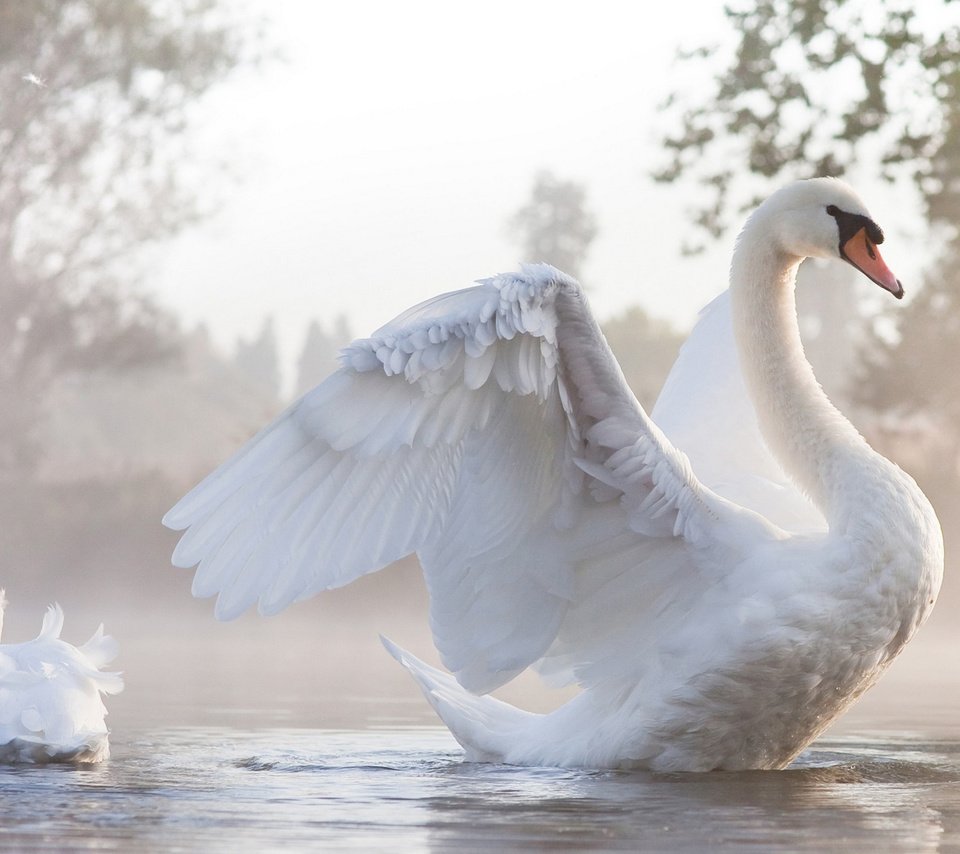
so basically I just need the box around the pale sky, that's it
[150,0,923,386]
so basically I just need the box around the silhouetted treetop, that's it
[509,171,598,281]
[295,316,352,398]
[656,0,960,248]
[234,317,281,401]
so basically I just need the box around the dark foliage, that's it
[656,0,960,248]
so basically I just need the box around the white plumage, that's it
[165,179,942,770]
[0,591,123,763]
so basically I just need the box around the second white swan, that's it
[0,591,123,763]
[164,178,942,771]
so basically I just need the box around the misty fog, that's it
[2,0,958,743]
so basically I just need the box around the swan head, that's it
[747,177,904,299]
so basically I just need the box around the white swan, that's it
[164,179,943,771]
[0,591,123,763]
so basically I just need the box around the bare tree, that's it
[234,317,281,402]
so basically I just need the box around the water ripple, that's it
[2,726,960,851]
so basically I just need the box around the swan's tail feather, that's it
[380,636,534,763]
[79,624,120,670]
[38,604,64,640]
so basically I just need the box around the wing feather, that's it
[165,264,775,694]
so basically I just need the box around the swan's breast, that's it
[630,508,941,772]
[842,462,944,650]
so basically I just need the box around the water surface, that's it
[2,725,959,852]
[3,608,959,851]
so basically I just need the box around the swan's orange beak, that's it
[841,227,904,299]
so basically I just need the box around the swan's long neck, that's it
[730,224,870,524]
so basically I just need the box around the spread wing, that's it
[165,265,778,694]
